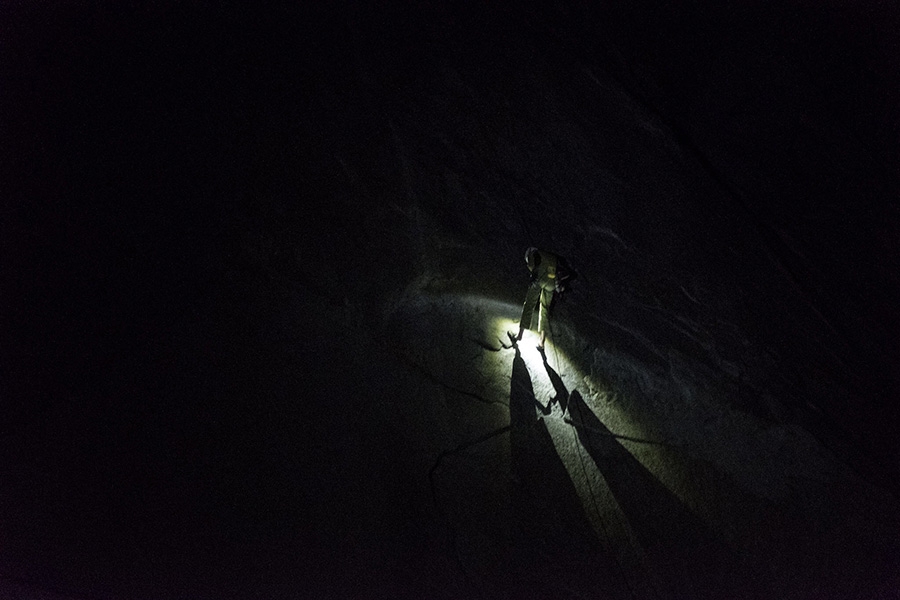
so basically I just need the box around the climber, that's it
[514,247,573,349]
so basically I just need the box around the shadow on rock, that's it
[503,344,601,595]
[566,388,741,597]
[537,345,569,413]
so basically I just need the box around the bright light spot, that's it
[487,315,584,410]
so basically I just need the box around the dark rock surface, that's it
[3,2,899,599]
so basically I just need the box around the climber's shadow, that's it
[535,348,706,550]
[537,346,568,413]
[507,342,597,558]
[564,385,734,565]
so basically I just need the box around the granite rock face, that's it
[3,2,899,599]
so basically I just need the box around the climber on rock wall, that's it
[515,247,573,349]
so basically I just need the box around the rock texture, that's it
[3,2,899,599]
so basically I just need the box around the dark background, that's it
[3,1,899,598]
